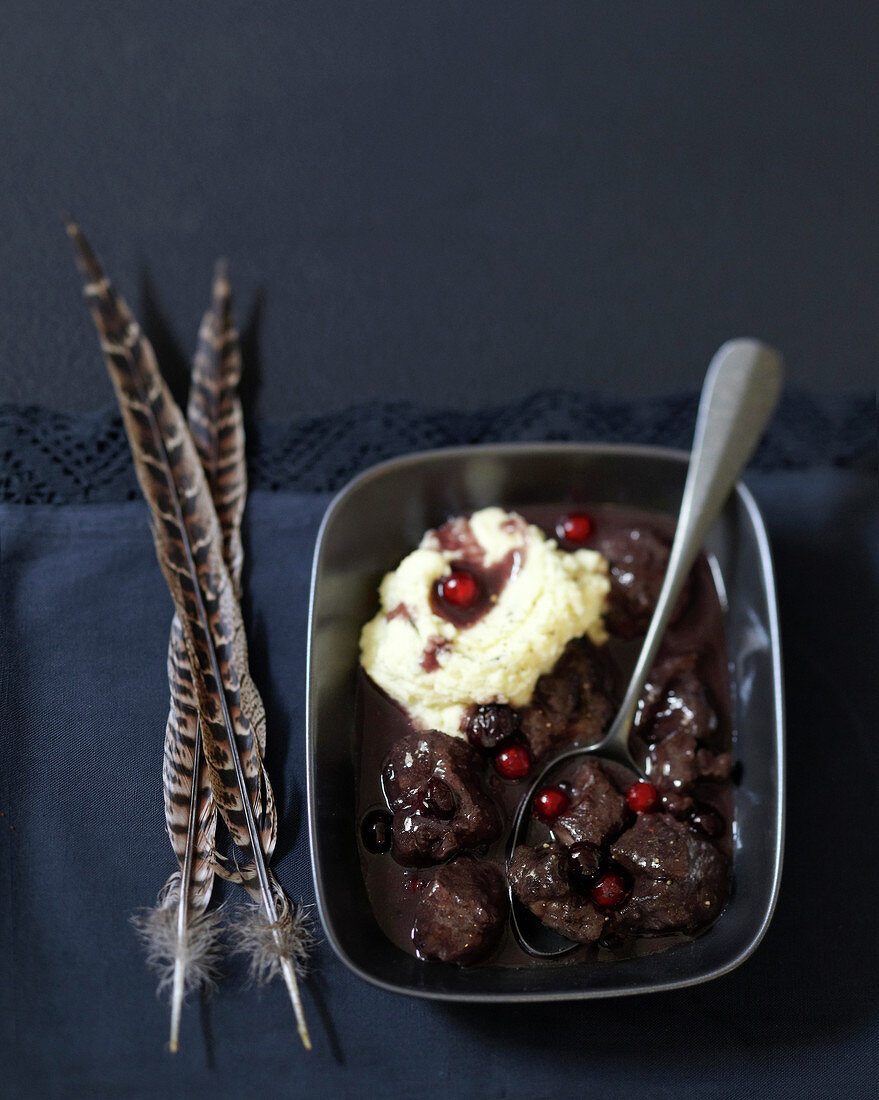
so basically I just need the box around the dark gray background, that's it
[1,1,875,419]
[1,7,877,1096]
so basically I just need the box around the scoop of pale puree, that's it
[359,507,609,736]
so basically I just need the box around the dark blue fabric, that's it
[2,469,877,1099]
[0,388,874,507]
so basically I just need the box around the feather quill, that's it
[69,224,311,1049]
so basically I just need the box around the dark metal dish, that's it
[306,443,784,1001]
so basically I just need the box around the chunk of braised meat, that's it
[658,787,696,818]
[552,760,631,848]
[635,654,718,745]
[645,724,731,824]
[520,637,617,759]
[649,730,732,794]
[508,843,606,943]
[382,730,500,865]
[609,813,730,934]
[413,859,508,965]
[594,527,691,638]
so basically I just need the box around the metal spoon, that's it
[508,338,784,956]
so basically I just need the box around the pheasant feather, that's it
[187,268,269,767]
[69,224,311,1049]
[149,264,245,1052]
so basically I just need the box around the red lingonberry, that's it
[533,786,571,822]
[590,871,629,909]
[439,570,480,608]
[493,744,532,780]
[626,781,660,814]
[556,512,593,545]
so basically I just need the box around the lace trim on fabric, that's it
[1,390,874,505]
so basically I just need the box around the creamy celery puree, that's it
[359,507,610,736]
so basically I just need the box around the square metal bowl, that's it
[306,443,784,1001]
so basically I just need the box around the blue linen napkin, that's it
[1,469,877,1099]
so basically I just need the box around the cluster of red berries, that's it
[521,778,662,911]
[464,702,533,781]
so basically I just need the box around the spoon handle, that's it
[605,339,784,759]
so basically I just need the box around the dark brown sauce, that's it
[357,503,733,966]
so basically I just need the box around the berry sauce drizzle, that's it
[429,550,523,629]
